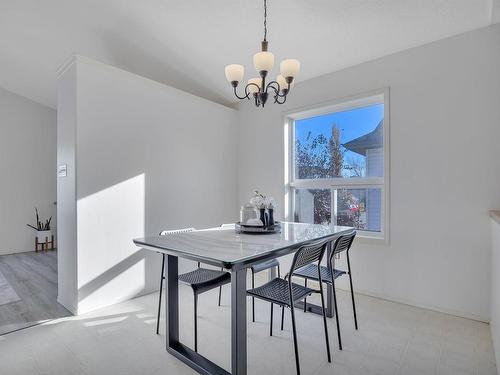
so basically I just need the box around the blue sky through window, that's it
[295,103,384,177]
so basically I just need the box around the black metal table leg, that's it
[166,255,179,349]
[231,268,247,375]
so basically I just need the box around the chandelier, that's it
[224,0,300,107]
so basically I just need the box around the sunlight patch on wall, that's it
[76,173,145,314]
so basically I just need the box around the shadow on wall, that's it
[96,2,230,107]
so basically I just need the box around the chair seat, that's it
[179,268,230,294]
[247,278,315,307]
[293,264,346,283]
[251,258,280,273]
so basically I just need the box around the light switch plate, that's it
[58,164,67,177]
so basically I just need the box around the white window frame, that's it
[284,88,390,243]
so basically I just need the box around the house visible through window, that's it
[286,91,389,239]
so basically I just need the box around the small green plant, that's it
[26,208,51,231]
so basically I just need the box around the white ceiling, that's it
[0,0,497,109]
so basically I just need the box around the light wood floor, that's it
[0,251,70,335]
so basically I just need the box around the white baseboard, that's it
[337,286,489,323]
[277,273,490,323]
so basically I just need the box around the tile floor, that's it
[0,278,496,375]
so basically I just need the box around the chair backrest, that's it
[159,227,196,236]
[220,223,235,229]
[329,231,356,260]
[290,239,329,276]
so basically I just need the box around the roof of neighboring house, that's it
[342,120,383,156]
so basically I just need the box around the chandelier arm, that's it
[275,88,288,98]
[233,85,250,100]
[276,82,292,98]
[246,83,261,97]
[274,94,287,105]
[265,80,280,94]
[266,81,290,98]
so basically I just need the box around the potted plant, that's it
[27,208,52,243]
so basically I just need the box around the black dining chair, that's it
[291,231,357,350]
[220,223,281,322]
[250,259,280,322]
[156,228,231,353]
[247,239,331,375]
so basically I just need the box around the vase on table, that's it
[259,208,268,228]
[268,208,275,226]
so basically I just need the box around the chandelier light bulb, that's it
[225,64,245,84]
[253,51,275,73]
[277,75,287,90]
[280,59,300,79]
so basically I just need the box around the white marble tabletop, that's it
[133,222,354,269]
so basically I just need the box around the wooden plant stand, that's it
[35,235,55,253]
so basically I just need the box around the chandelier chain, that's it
[263,0,267,41]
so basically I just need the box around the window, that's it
[285,90,389,240]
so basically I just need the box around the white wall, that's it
[0,86,56,256]
[57,56,238,314]
[237,24,500,321]
[56,63,78,312]
[491,213,500,367]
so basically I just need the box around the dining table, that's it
[133,221,354,375]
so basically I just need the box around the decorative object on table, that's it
[249,190,276,226]
[268,207,275,226]
[224,0,300,107]
[240,203,259,224]
[235,221,281,234]
[246,218,264,227]
[26,208,55,252]
[259,208,268,227]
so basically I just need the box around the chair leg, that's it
[194,293,198,352]
[347,251,358,330]
[156,254,165,335]
[270,303,273,336]
[218,267,224,306]
[303,278,308,312]
[252,271,255,322]
[290,305,301,375]
[331,278,342,350]
[281,305,285,330]
[318,286,332,362]
[277,264,281,278]
[281,273,288,331]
